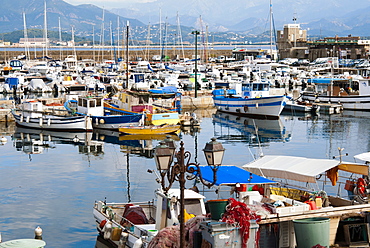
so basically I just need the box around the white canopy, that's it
[354,152,370,163]
[242,155,358,183]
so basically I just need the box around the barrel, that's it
[207,199,228,220]
[293,217,330,248]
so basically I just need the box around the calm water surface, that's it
[1,109,370,247]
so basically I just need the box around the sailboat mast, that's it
[126,21,129,89]
[176,12,185,60]
[269,0,273,59]
[159,9,162,62]
[22,12,30,61]
[58,17,62,60]
[43,1,48,58]
[101,7,105,62]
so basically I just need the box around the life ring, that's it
[244,106,248,112]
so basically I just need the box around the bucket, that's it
[293,217,330,248]
[207,199,228,220]
[147,229,158,241]
[111,227,122,241]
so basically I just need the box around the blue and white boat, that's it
[212,81,289,119]
[64,95,143,130]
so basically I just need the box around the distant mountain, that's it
[0,0,144,37]
[110,0,370,37]
[1,0,370,44]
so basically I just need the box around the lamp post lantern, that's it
[191,30,200,98]
[154,138,225,248]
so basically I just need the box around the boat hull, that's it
[90,114,142,130]
[119,125,181,135]
[213,95,288,119]
[12,110,93,131]
[302,93,370,110]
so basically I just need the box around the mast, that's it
[101,7,105,62]
[117,16,120,60]
[125,21,129,89]
[92,24,95,61]
[22,12,30,61]
[176,12,185,60]
[159,8,162,62]
[58,17,62,60]
[269,0,273,60]
[110,21,113,59]
[43,1,48,59]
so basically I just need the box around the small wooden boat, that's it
[12,101,93,131]
[119,133,180,141]
[118,124,180,135]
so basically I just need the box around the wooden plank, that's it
[258,204,370,224]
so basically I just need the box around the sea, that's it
[1,108,370,247]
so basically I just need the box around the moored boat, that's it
[64,95,143,130]
[118,124,181,135]
[12,101,93,131]
[301,77,370,110]
[213,81,289,119]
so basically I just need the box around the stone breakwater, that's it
[0,48,232,63]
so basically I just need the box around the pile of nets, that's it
[221,198,261,248]
[148,216,205,248]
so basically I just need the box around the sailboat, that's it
[212,0,288,119]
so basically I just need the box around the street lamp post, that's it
[191,31,200,98]
[154,137,225,248]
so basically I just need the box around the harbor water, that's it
[1,108,370,247]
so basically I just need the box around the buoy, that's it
[73,135,80,143]
[103,221,112,240]
[133,238,143,248]
[34,226,43,238]
[0,136,7,145]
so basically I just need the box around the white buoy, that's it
[73,135,80,143]
[133,238,143,248]
[0,136,7,145]
[103,222,112,240]
[34,226,43,237]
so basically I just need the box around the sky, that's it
[63,0,154,9]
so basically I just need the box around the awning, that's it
[354,152,370,163]
[192,165,276,186]
[242,155,369,183]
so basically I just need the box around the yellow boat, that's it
[119,133,180,141]
[118,124,181,135]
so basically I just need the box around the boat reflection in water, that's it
[212,111,291,146]
[12,127,96,157]
[93,130,180,159]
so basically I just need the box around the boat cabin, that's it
[242,82,270,98]
[77,96,104,116]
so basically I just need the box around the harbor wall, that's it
[0,49,232,62]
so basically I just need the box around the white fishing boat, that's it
[64,95,143,130]
[212,81,289,119]
[301,77,370,110]
[93,165,274,248]
[12,101,93,131]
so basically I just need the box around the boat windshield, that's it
[252,83,269,91]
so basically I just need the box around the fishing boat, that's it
[118,124,180,135]
[105,90,181,126]
[301,77,370,110]
[93,165,274,248]
[212,81,289,119]
[12,101,93,131]
[64,95,143,130]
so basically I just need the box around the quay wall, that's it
[0,49,232,62]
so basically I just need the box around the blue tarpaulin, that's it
[307,78,348,84]
[192,165,276,186]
